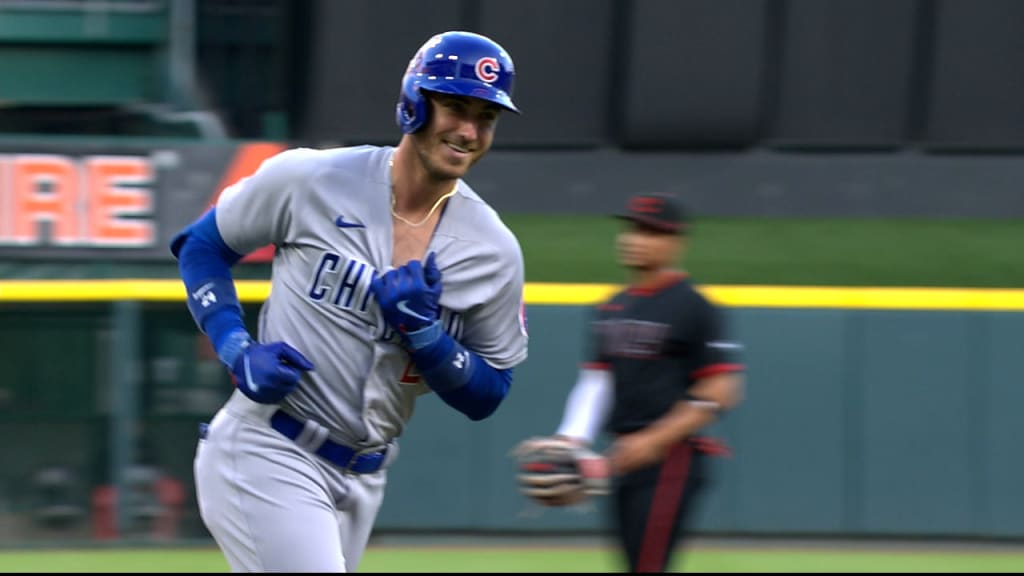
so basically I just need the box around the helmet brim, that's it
[419,80,520,114]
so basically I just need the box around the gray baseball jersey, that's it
[215,144,529,446]
[193,144,528,571]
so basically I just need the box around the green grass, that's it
[1,545,1023,573]
[4,216,1024,288]
[503,215,1024,287]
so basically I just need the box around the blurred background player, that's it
[532,193,745,572]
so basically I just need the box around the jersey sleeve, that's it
[214,147,317,255]
[689,300,745,381]
[458,237,529,370]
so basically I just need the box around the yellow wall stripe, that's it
[1,279,1023,311]
[702,285,1024,311]
[0,279,270,302]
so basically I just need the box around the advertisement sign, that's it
[0,141,284,262]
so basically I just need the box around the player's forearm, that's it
[431,364,511,421]
[405,322,511,420]
[643,373,743,450]
[554,368,613,445]
[642,400,719,451]
[170,207,248,363]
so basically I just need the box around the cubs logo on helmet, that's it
[475,57,501,83]
[396,30,520,134]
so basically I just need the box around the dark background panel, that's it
[476,0,614,148]
[298,0,466,145]
[17,0,1024,158]
[618,0,769,149]
[765,0,917,150]
[921,0,1024,151]
[196,0,297,139]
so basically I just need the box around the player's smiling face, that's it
[616,222,681,270]
[414,92,501,180]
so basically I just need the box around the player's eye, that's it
[444,99,466,113]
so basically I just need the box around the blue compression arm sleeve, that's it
[169,208,248,360]
[406,323,512,421]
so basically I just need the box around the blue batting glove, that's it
[219,331,315,404]
[371,251,443,337]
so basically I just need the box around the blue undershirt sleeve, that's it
[170,208,249,364]
[405,322,513,421]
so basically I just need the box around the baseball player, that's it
[523,193,744,572]
[169,31,528,572]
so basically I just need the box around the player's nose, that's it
[453,117,479,143]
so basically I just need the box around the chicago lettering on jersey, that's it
[307,252,377,314]
[594,319,670,359]
[0,153,155,247]
[307,251,464,344]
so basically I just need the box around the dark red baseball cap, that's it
[615,193,688,234]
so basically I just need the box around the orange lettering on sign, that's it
[85,156,154,246]
[0,158,7,238]
[0,153,155,248]
[10,155,80,244]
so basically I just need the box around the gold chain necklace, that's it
[389,157,457,228]
[391,184,457,228]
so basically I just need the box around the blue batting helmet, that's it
[396,31,520,134]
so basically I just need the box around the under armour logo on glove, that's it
[371,251,443,336]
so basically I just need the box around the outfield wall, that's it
[1,283,1021,542]
[376,301,1024,539]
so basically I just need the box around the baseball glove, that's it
[512,436,610,507]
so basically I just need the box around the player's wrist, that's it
[402,320,442,351]
[217,329,253,368]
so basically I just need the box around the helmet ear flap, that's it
[396,78,430,134]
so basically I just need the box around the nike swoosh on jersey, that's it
[396,300,432,321]
[335,215,366,228]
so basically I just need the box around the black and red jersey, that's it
[583,271,744,434]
